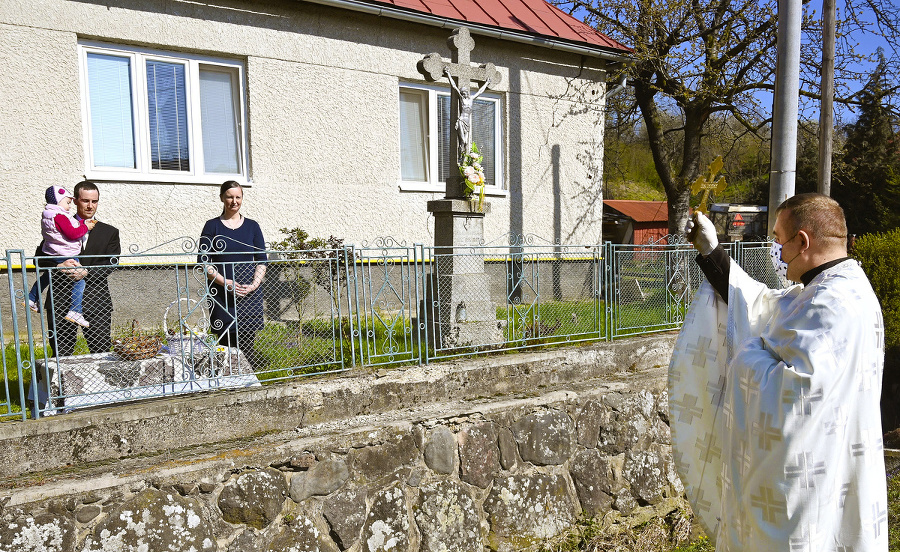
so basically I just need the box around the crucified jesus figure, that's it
[445,68,491,161]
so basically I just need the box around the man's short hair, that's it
[74,180,99,199]
[775,193,847,248]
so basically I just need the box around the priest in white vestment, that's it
[669,193,887,551]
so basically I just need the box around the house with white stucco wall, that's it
[0,0,630,255]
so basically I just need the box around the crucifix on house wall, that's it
[418,27,502,198]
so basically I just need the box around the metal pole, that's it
[769,0,802,234]
[818,0,836,195]
[7,251,35,419]
[347,245,361,368]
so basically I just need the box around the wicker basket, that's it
[113,320,162,361]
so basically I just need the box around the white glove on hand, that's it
[684,212,718,256]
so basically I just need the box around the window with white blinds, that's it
[399,90,429,182]
[200,68,241,174]
[85,53,136,169]
[80,42,247,184]
[398,83,503,193]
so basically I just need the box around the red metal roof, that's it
[604,200,669,223]
[362,0,631,53]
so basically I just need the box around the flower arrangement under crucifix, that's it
[460,142,486,209]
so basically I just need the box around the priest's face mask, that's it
[769,241,789,280]
[769,231,801,281]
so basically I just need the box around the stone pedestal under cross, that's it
[417,28,503,349]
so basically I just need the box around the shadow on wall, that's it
[508,67,523,242]
[557,77,605,243]
[508,67,524,305]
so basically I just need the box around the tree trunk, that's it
[668,187,692,238]
[634,82,708,235]
[633,85,670,179]
[672,112,705,234]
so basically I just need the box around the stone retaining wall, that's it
[0,335,682,551]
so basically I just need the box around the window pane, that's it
[438,94,451,182]
[200,68,240,174]
[399,91,428,181]
[146,60,190,171]
[439,95,496,186]
[86,53,136,169]
[473,99,496,186]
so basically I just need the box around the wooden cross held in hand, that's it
[418,28,501,198]
[691,156,727,214]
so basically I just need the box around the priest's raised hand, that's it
[684,211,718,256]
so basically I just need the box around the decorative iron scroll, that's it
[479,233,559,247]
[359,236,408,249]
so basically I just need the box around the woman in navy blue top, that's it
[199,181,267,368]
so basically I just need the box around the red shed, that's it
[603,200,669,244]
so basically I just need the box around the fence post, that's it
[418,243,430,366]
[6,250,37,420]
[600,243,606,341]
[593,244,602,341]
[664,245,672,326]
[344,245,359,368]
[604,242,615,341]
[412,244,421,366]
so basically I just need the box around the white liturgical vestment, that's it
[669,258,887,551]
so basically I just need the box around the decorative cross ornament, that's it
[690,156,728,214]
[419,27,501,198]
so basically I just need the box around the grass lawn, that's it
[253,298,624,376]
[0,296,681,409]
[253,311,418,380]
[253,319,350,381]
[499,299,604,344]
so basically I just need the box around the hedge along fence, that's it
[855,229,900,351]
[854,228,900,434]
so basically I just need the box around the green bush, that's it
[270,228,346,322]
[890,473,900,551]
[854,229,900,350]
[1,342,52,418]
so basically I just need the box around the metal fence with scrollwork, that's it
[0,237,784,420]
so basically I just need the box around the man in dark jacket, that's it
[37,180,120,356]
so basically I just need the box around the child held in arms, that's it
[27,186,96,328]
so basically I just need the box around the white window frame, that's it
[78,41,250,185]
[398,82,505,195]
